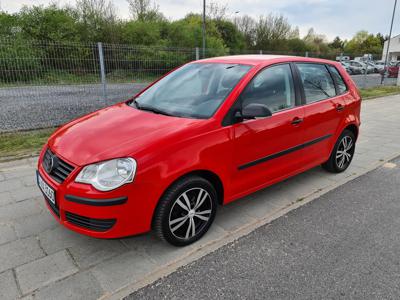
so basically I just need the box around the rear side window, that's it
[296,63,336,103]
[328,65,347,95]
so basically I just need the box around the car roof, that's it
[196,54,338,66]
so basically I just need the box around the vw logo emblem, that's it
[44,154,58,173]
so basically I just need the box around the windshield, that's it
[130,63,251,119]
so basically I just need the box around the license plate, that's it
[37,172,56,205]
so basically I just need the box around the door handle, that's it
[336,104,345,112]
[291,117,303,125]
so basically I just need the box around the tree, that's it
[303,28,329,54]
[329,36,344,50]
[76,0,120,42]
[165,14,227,56]
[126,0,164,22]
[121,20,164,46]
[207,2,228,21]
[287,38,308,53]
[289,26,300,39]
[233,15,256,47]
[215,19,246,50]
[376,33,388,47]
[18,4,81,42]
[254,14,294,50]
[344,31,382,56]
[0,12,19,37]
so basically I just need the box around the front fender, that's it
[134,125,234,228]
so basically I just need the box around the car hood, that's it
[48,102,206,166]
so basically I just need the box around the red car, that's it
[381,61,400,77]
[387,62,400,78]
[37,55,361,246]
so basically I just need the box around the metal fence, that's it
[0,38,396,132]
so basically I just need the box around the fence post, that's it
[363,65,368,88]
[259,50,263,55]
[97,42,107,104]
[305,51,309,57]
[195,47,200,60]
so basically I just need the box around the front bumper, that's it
[36,149,160,238]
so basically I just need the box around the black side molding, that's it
[65,195,128,206]
[238,134,332,170]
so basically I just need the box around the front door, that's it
[230,63,305,197]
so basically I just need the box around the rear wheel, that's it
[153,176,217,246]
[322,129,356,173]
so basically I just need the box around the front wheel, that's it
[153,176,218,246]
[322,129,356,173]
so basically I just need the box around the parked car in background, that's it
[374,61,386,73]
[360,62,375,74]
[365,62,379,73]
[336,56,350,61]
[347,60,366,74]
[36,55,361,246]
[340,61,353,74]
[386,61,400,78]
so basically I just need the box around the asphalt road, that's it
[0,74,396,132]
[127,157,400,299]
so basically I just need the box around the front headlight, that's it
[75,158,137,191]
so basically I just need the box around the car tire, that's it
[153,175,218,246]
[322,129,356,173]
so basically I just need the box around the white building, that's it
[382,33,400,62]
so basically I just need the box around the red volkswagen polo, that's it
[37,55,361,246]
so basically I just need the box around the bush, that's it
[0,39,44,84]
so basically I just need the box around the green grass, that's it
[360,86,400,99]
[0,128,55,159]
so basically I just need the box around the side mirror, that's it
[236,103,272,120]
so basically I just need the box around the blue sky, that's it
[2,0,400,41]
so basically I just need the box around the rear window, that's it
[328,65,348,95]
[296,63,336,103]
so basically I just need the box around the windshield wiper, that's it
[131,99,186,118]
[135,102,174,117]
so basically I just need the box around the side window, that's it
[296,63,336,103]
[241,64,295,113]
[328,65,348,95]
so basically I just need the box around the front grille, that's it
[65,212,116,232]
[42,148,74,183]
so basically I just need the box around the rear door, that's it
[295,63,347,168]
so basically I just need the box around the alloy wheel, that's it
[168,187,213,240]
[336,135,354,169]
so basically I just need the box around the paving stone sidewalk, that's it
[1,95,400,300]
